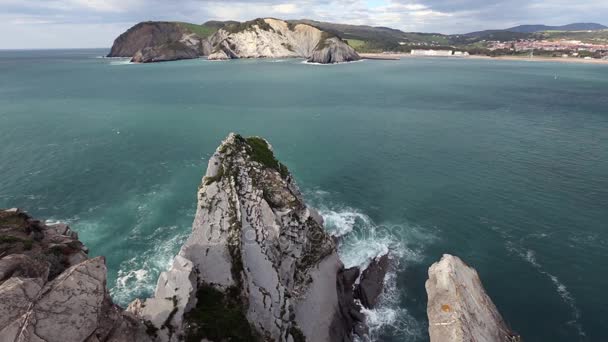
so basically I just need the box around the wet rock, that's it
[356,253,390,309]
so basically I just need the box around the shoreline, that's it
[359,53,608,65]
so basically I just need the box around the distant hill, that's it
[506,23,607,33]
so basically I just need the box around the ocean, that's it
[0,49,606,342]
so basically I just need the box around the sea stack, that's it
[128,133,369,342]
[425,254,520,342]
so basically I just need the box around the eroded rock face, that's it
[133,134,365,341]
[208,18,360,64]
[426,254,519,342]
[131,42,200,63]
[308,37,361,64]
[109,22,191,57]
[0,209,151,342]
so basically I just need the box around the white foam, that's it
[312,194,435,341]
[110,226,188,306]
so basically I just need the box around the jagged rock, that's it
[308,37,361,64]
[207,18,360,64]
[135,134,366,341]
[426,254,520,342]
[131,42,200,63]
[356,253,390,309]
[110,18,360,64]
[0,209,152,342]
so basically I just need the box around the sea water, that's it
[1,49,607,341]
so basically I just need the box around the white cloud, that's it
[0,0,606,48]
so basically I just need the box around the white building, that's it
[411,49,453,57]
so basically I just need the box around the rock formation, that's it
[131,42,200,63]
[108,18,360,64]
[129,134,368,341]
[356,253,390,309]
[208,18,360,63]
[0,209,150,342]
[108,22,210,58]
[426,254,520,342]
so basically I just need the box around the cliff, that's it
[127,133,369,341]
[131,42,200,63]
[0,138,519,342]
[108,18,360,64]
[208,18,360,63]
[426,254,520,342]
[0,209,150,342]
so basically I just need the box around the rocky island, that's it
[107,19,360,64]
[0,134,517,342]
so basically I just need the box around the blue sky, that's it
[1,0,606,49]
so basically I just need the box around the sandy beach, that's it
[360,53,608,65]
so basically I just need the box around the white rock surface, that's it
[134,133,361,341]
[426,254,518,342]
[208,18,360,64]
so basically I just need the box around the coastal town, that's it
[488,39,608,58]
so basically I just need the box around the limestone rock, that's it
[0,209,152,342]
[308,37,361,64]
[135,133,366,341]
[205,18,360,64]
[426,254,519,342]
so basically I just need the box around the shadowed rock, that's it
[308,37,361,64]
[131,42,200,63]
[356,253,390,309]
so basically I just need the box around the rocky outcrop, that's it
[207,18,360,64]
[356,253,390,309]
[131,42,200,63]
[130,134,370,341]
[426,254,520,342]
[109,18,360,64]
[308,37,361,64]
[0,209,151,342]
[107,22,213,62]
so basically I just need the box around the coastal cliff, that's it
[0,137,518,342]
[127,133,367,341]
[208,18,360,63]
[426,255,520,342]
[108,18,360,64]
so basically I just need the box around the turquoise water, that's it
[1,49,607,341]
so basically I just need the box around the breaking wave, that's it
[309,190,434,341]
[111,225,188,306]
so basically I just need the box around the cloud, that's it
[0,0,606,48]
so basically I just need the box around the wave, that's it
[494,227,586,339]
[309,190,434,341]
[111,225,188,306]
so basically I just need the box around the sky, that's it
[1,0,607,49]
